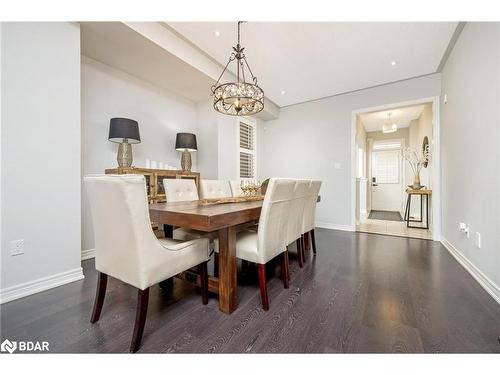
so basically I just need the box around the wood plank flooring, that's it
[1,229,500,353]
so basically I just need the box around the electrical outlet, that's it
[459,223,470,238]
[475,232,481,248]
[10,239,25,256]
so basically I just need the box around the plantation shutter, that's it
[239,122,256,178]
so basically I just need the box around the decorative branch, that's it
[402,146,430,176]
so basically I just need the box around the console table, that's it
[105,167,200,203]
[404,188,432,229]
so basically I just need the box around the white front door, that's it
[371,150,402,211]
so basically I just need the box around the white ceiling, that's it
[80,22,215,103]
[167,22,457,107]
[360,104,425,132]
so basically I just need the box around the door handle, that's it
[372,184,378,187]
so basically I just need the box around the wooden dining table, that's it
[149,199,263,314]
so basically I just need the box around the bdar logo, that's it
[1,339,17,354]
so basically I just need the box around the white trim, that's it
[82,248,96,260]
[441,236,500,306]
[351,96,441,241]
[0,267,84,304]
[236,117,258,179]
[316,222,355,232]
[430,97,441,241]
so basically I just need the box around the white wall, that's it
[196,101,218,179]
[261,74,441,229]
[355,116,367,178]
[217,115,239,181]
[440,23,500,289]
[196,99,265,182]
[1,23,82,302]
[81,56,199,252]
[408,103,433,188]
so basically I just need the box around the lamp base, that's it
[180,150,192,171]
[117,141,133,168]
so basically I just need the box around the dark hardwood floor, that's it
[1,229,500,353]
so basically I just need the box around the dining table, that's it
[149,199,263,314]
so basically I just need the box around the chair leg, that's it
[130,288,150,353]
[301,235,307,263]
[90,272,108,323]
[214,252,219,277]
[311,229,317,255]
[199,261,208,305]
[281,250,290,289]
[304,232,310,251]
[296,239,304,268]
[257,264,269,311]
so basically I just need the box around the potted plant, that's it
[402,145,430,189]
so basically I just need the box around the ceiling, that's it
[360,104,425,132]
[167,22,457,107]
[80,22,214,103]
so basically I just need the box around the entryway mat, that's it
[368,210,403,221]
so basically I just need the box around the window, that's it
[373,150,400,184]
[238,121,256,178]
[372,139,402,151]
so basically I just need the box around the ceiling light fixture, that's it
[214,30,221,37]
[382,113,398,133]
[391,60,397,66]
[281,90,286,95]
[211,21,264,116]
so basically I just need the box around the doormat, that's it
[368,210,403,221]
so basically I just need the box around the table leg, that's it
[406,194,411,227]
[420,194,423,223]
[217,226,238,314]
[426,194,430,229]
[163,224,173,238]
[404,194,410,221]
[160,224,174,293]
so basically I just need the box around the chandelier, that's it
[382,113,398,133]
[211,21,264,116]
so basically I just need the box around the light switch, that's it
[475,232,481,248]
[334,162,341,169]
[10,239,24,256]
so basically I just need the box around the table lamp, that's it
[175,133,197,171]
[108,118,141,168]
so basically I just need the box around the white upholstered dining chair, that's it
[286,179,311,268]
[235,178,295,310]
[199,179,230,199]
[163,178,199,202]
[163,178,219,259]
[302,180,322,255]
[84,175,209,353]
[229,180,244,197]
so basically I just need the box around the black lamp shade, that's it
[175,133,197,152]
[108,118,141,144]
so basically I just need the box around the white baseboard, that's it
[441,236,500,306]
[316,222,355,232]
[0,267,84,304]
[81,248,96,260]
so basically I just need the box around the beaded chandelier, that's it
[211,21,264,116]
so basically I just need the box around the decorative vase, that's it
[412,173,421,190]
